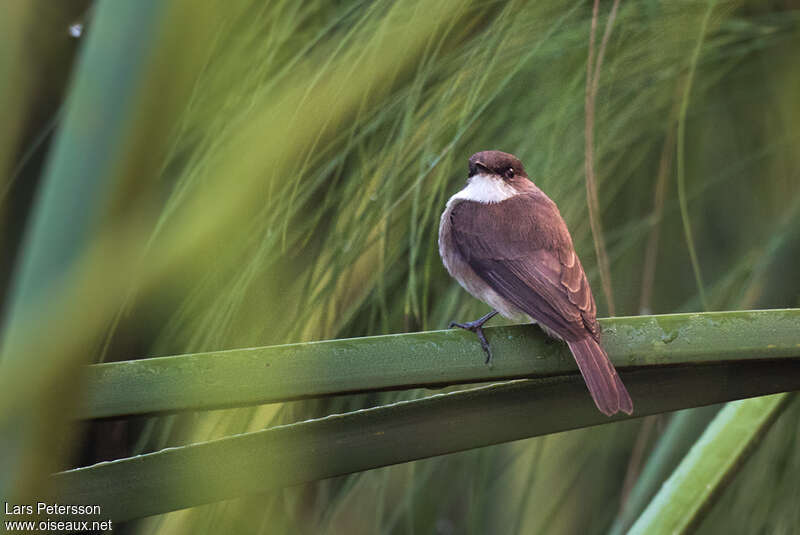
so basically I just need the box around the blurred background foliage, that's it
[1,0,799,533]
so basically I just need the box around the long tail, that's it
[567,337,633,416]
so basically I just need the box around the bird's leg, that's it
[449,310,499,365]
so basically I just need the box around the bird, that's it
[438,150,633,416]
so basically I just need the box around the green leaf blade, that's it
[57,359,800,522]
[629,393,794,535]
[80,309,800,418]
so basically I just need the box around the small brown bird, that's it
[438,150,633,416]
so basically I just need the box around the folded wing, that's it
[449,193,632,415]
[449,193,597,341]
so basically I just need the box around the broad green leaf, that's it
[629,393,794,535]
[79,309,800,418]
[55,356,800,521]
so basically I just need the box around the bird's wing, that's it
[449,193,598,341]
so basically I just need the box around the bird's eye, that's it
[504,167,514,179]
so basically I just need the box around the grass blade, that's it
[79,309,800,418]
[608,404,720,535]
[676,0,717,310]
[628,393,794,535]
[0,0,168,503]
[55,360,800,522]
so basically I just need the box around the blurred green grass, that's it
[1,0,799,533]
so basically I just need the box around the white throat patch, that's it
[449,173,516,205]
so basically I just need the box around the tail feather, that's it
[567,337,633,416]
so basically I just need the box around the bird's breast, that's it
[438,197,527,321]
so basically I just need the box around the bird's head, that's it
[468,151,528,183]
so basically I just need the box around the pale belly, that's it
[438,201,528,322]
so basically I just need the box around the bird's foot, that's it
[448,310,499,366]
